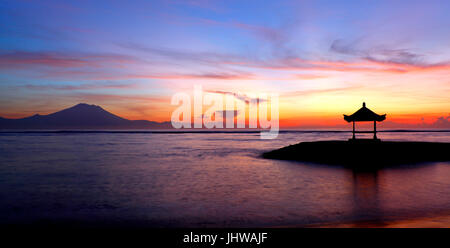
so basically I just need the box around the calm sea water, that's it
[0,131,449,227]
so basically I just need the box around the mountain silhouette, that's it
[0,103,172,129]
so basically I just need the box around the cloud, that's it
[0,50,139,69]
[206,90,267,104]
[19,82,139,91]
[0,51,86,68]
[246,56,450,74]
[123,72,255,80]
[282,86,363,97]
[368,48,422,65]
[430,115,450,128]
[118,42,246,65]
[292,74,329,80]
[0,49,256,81]
[329,39,360,55]
[233,22,287,45]
[117,41,450,78]
[68,93,169,103]
[2,40,449,85]
[329,38,432,67]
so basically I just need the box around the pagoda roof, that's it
[344,102,386,122]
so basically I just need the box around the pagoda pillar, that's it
[352,121,355,139]
[373,121,377,139]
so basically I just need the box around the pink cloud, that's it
[120,72,255,80]
[282,86,363,97]
[20,82,139,91]
[0,50,139,69]
[243,57,450,74]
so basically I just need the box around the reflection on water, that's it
[0,131,449,227]
[351,170,381,221]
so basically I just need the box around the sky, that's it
[0,0,449,128]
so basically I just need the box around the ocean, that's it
[1,130,450,227]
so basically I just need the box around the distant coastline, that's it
[0,103,171,130]
[2,103,449,130]
[1,129,450,134]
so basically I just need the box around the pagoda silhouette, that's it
[344,102,386,140]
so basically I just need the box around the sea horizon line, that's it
[1,129,449,134]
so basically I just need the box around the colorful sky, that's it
[0,0,449,128]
